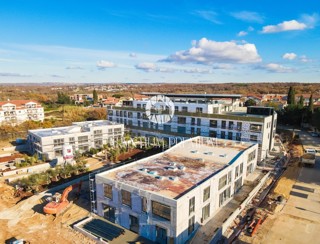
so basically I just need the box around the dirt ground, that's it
[238,141,305,244]
[0,180,95,244]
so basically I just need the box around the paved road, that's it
[261,130,320,244]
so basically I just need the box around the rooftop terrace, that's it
[99,137,254,199]
[29,120,120,138]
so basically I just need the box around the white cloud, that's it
[257,63,294,73]
[194,10,221,24]
[135,62,158,72]
[230,11,264,23]
[0,72,31,77]
[282,53,297,60]
[129,53,137,58]
[96,60,116,69]
[300,55,311,63]
[162,38,261,64]
[237,31,248,37]
[300,13,319,28]
[261,20,307,33]
[248,26,254,32]
[182,68,212,74]
[66,66,84,70]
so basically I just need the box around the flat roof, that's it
[99,137,254,199]
[141,92,242,99]
[29,120,121,138]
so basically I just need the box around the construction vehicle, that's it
[43,181,82,215]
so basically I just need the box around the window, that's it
[191,127,195,135]
[191,118,195,125]
[137,104,141,109]
[104,184,112,199]
[221,131,226,139]
[228,132,233,140]
[219,187,231,207]
[142,197,147,212]
[94,130,102,137]
[177,126,186,134]
[250,135,258,142]
[234,177,243,193]
[196,107,203,113]
[189,197,195,215]
[121,190,131,207]
[209,130,217,138]
[175,106,179,112]
[129,215,139,233]
[240,163,243,174]
[236,133,241,141]
[237,122,242,130]
[209,120,218,128]
[182,106,188,112]
[247,163,253,176]
[188,216,195,235]
[227,171,232,184]
[177,117,186,124]
[163,124,171,132]
[219,175,227,190]
[196,128,201,136]
[142,122,149,128]
[202,204,210,221]
[229,121,234,129]
[128,112,133,118]
[78,136,88,144]
[221,121,226,129]
[152,201,171,221]
[250,124,262,132]
[235,165,240,178]
[248,150,256,162]
[53,138,64,147]
[197,118,201,126]
[203,186,210,202]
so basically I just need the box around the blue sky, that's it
[0,0,319,83]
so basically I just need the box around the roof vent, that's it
[168,176,178,181]
[139,168,148,172]
[155,176,163,180]
[148,171,158,175]
[169,162,177,166]
[204,152,213,155]
[190,150,198,154]
[219,154,227,158]
[178,165,185,170]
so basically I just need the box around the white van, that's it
[305,148,317,154]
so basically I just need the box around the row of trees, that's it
[277,86,319,129]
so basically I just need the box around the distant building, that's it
[0,100,44,125]
[108,93,277,160]
[95,136,258,243]
[28,120,124,160]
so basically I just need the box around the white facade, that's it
[28,120,124,160]
[0,100,44,124]
[108,95,277,160]
[95,137,258,244]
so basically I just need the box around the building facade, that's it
[0,100,44,124]
[107,93,277,160]
[28,120,124,160]
[95,136,258,243]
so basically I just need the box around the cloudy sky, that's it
[0,0,319,83]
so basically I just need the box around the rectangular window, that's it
[235,165,240,178]
[197,118,201,126]
[240,163,243,174]
[163,124,171,132]
[196,107,203,113]
[182,106,188,112]
[53,138,64,147]
[236,133,241,141]
[229,121,234,130]
[78,136,88,144]
[248,150,256,162]
[104,184,112,199]
[221,131,226,139]
[234,177,243,193]
[177,117,187,124]
[218,174,227,190]
[94,130,102,137]
[209,130,217,137]
[121,190,131,207]
[202,203,210,221]
[191,127,195,135]
[227,171,232,184]
[219,187,231,207]
[203,186,210,202]
[177,126,186,134]
[196,128,201,136]
[228,132,233,140]
[142,197,147,212]
[237,122,242,131]
[221,121,226,129]
[250,135,258,142]
[250,124,262,132]
[188,216,195,235]
[189,197,195,215]
[175,106,179,112]
[191,118,195,125]
[209,120,218,128]
[152,201,171,221]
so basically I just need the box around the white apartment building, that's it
[108,93,277,160]
[0,100,44,124]
[28,120,124,160]
[95,136,258,244]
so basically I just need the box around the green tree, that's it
[57,92,71,104]
[298,95,304,107]
[308,94,314,113]
[287,86,296,105]
[244,99,257,107]
[93,89,98,104]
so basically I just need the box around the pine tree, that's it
[298,95,304,107]
[93,89,98,104]
[287,86,296,105]
[308,94,314,113]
